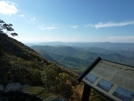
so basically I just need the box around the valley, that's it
[31,42,134,74]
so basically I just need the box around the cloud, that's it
[30,17,36,21]
[85,21,134,29]
[39,25,57,30]
[70,25,79,29]
[95,21,134,29]
[38,25,45,30]
[18,14,24,17]
[84,23,94,28]
[0,1,18,15]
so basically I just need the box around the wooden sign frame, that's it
[78,57,134,101]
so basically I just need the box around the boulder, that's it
[0,83,67,101]
[0,85,4,93]
[4,82,22,94]
[22,86,45,95]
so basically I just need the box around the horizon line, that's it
[24,41,134,44]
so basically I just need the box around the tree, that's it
[41,65,58,91]
[0,19,18,36]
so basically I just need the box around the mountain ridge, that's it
[27,42,134,51]
[0,33,82,100]
[31,45,134,73]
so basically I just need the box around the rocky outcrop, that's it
[0,85,4,93]
[0,83,67,101]
[4,83,22,94]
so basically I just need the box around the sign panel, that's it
[82,59,134,101]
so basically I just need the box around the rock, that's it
[39,90,57,101]
[22,86,45,95]
[0,85,4,93]
[0,83,64,101]
[4,82,22,94]
[22,84,29,88]
[22,86,44,101]
[0,97,7,101]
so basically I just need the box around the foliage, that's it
[41,63,79,99]
[89,89,112,101]
[69,84,83,101]
[0,19,18,36]
[0,33,49,85]
[0,33,79,99]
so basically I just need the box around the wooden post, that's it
[81,84,91,101]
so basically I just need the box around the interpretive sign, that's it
[78,57,134,101]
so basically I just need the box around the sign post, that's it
[78,57,134,101]
[81,83,91,101]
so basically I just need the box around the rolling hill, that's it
[31,44,134,73]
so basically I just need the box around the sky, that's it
[0,0,134,43]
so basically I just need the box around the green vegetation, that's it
[41,64,78,97]
[0,33,48,85]
[89,89,112,101]
[31,45,134,74]
[0,20,114,100]
[0,32,80,100]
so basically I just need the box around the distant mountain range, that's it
[31,42,134,73]
[28,42,134,51]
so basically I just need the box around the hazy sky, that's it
[0,0,134,43]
